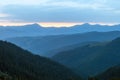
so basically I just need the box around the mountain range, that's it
[0,23,120,80]
[1,23,120,39]
[6,31,120,57]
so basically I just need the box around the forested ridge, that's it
[0,41,81,80]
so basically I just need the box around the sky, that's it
[0,0,120,27]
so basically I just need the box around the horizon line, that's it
[0,22,119,27]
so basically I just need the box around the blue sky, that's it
[0,0,120,26]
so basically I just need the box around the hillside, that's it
[0,41,81,80]
[6,31,120,57]
[52,38,120,77]
[96,65,120,80]
[47,41,99,57]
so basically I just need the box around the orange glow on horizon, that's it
[39,22,83,27]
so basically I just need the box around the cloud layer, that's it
[0,0,120,23]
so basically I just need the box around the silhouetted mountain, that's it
[0,23,43,39]
[52,37,120,77]
[1,23,120,39]
[96,65,120,80]
[0,41,81,80]
[6,31,120,57]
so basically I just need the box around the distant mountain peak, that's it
[25,23,43,28]
[32,23,40,26]
[72,23,91,28]
[82,23,91,26]
[24,23,44,28]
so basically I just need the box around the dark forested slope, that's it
[0,41,81,80]
[96,65,120,80]
[52,38,120,77]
